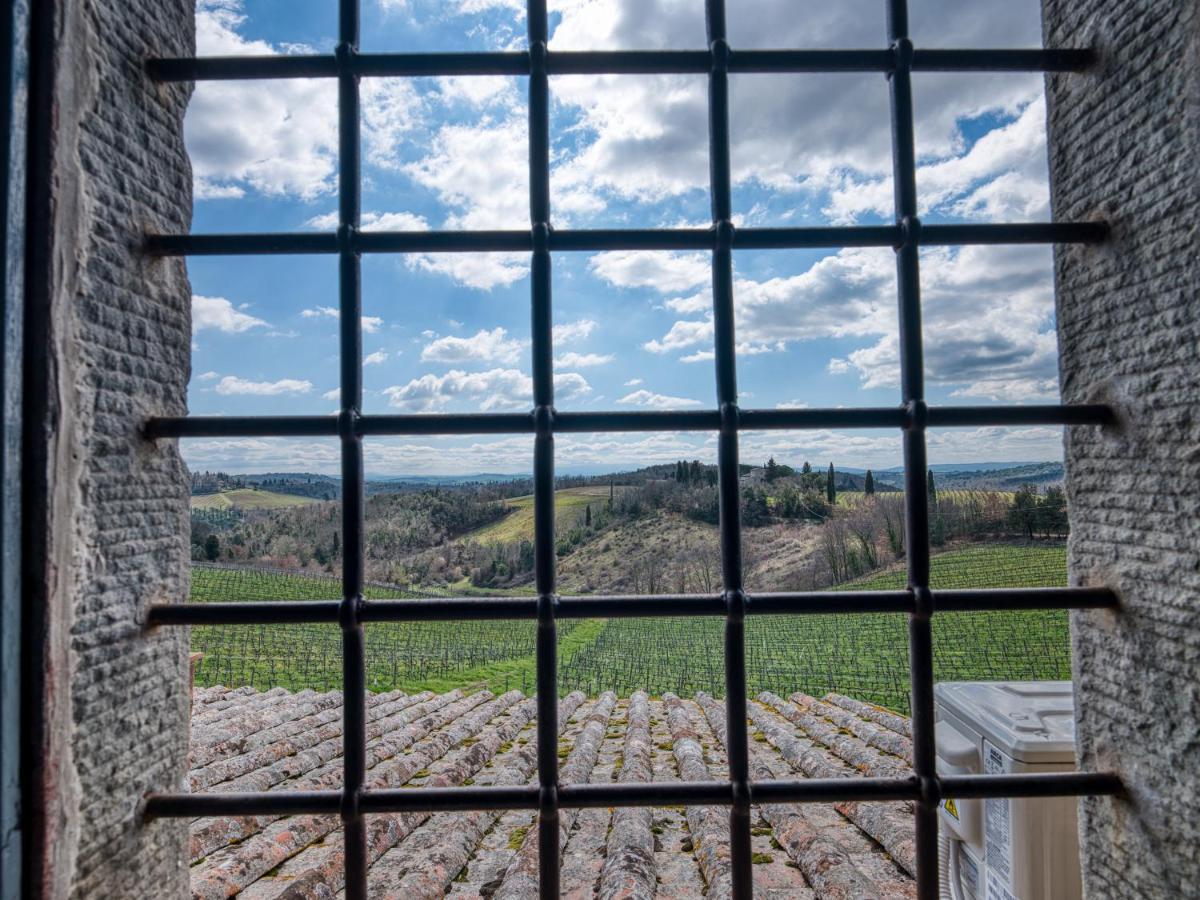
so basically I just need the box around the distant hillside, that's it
[873,461,1064,491]
[191,471,340,500]
[190,488,321,511]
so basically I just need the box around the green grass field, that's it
[191,488,320,511]
[190,542,1070,708]
[466,486,611,544]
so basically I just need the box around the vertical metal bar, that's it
[336,0,367,897]
[885,2,938,898]
[704,3,752,897]
[527,1,560,896]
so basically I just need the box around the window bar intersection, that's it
[141,2,1123,897]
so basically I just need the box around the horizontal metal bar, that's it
[940,772,1123,800]
[920,222,1108,246]
[146,404,1114,440]
[736,226,899,249]
[148,601,342,626]
[751,776,919,805]
[355,230,531,254]
[750,591,912,615]
[925,404,1115,428]
[738,407,907,430]
[143,416,340,439]
[911,47,1095,72]
[364,598,538,621]
[144,222,1106,258]
[558,594,727,618]
[554,410,721,432]
[143,790,341,819]
[146,48,1094,83]
[146,586,1120,627]
[357,413,534,436]
[560,781,734,807]
[360,785,538,813]
[935,587,1118,612]
[551,228,713,251]
[149,405,1114,439]
[143,769,1121,820]
[146,232,340,256]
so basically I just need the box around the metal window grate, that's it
[142,2,1124,897]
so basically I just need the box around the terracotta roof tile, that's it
[188,687,916,898]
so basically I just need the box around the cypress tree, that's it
[927,469,938,507]
[865,469,875,496]
[585,504,592,527]
[826,462,837,504]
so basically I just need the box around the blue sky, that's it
[184,0,1066,475]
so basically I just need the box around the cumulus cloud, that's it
[192,295,269,333]
[189,2,422,199]
[825,96,1051,223]
[364,350,389,366]
[300,306,384,333]
[588,251,710,294]
[624,242,1057,402]
[553,319,598,344]
[383,368,591,411]
[554,351,614,368]
[215,375,314,396]
[617,389,703,409]
[532,0,1047,218]
[421,327,524,365]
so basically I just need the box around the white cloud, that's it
[188,3,338,199]
[553,319,597,344]
[623,377,643,386]
[617,389,703,409]
[215,375,314,396]
[197,371,220,382]
[554,351,613,368]
[300,306,384,333]
[535,0,1047,222]
[421,327,524,365]
[192,295,269,333]
[306,210,430,231]
[364,350,389,366]
[635,242,1057,401]
[383,367,590,411]
[189,3,423,200]
[644,318,713,354]
[588,251,710,294]
[826,96,1051,223]
[322,388,340,401]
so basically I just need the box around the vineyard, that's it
[189,565,599,694]
[189,543,1070,709]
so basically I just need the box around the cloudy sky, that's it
[184,0,1065,475]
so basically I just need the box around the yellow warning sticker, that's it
[943,798,959,820]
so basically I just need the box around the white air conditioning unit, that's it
[935,681,1082,900]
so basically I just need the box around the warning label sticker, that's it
[984,741,1016,900]
[942,797,960,820]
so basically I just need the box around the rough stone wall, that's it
[1043,2,1199,897]
[34,0,194,896]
